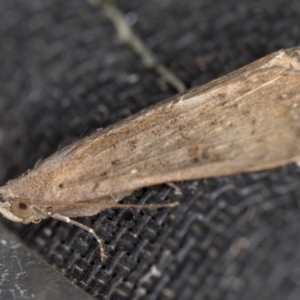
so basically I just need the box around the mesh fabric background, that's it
[0,0,300,299]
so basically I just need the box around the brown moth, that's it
[1,47,300,259]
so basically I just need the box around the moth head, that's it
[9,200,42,224]
[0,186,43,224]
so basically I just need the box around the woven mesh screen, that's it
[0,0,300,299]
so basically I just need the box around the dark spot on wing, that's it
[111,159,120,165]
[128,139,137,150]
[93,182,99,192]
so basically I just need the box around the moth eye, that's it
[19,202,27,210]
[58,183,64,188]
[11,201,34,219]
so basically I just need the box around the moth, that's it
[0,47,300,259]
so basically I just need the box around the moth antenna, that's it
[48,202,177,259]
[49,213,106,261]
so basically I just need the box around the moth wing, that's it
[46,47,300,203]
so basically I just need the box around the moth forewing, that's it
[40,47,300,203]
[0,46,300,259]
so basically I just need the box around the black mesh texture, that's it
[0,0,300,299]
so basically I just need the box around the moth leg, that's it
[49,213,106,261]
[166,182,182,195]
